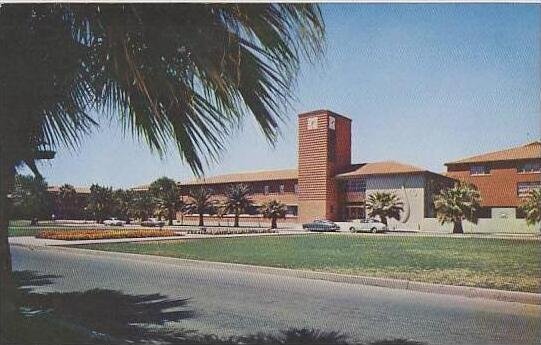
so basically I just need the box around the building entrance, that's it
[346,205,365,220]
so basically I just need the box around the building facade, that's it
[47,111,540,233]
[444,141,540,232]
[179,110,455,229]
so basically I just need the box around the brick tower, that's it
[297,110,351,223]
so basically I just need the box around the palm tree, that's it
[434,182,481,234]
[188,187,215,227]
[223,184,253,227]
[86,184,115,223]
[113,189,136,224]
[57,184,78,220]
[365,192,404,227]
[519,189,540,229]
[131,192,157,222]
[261,200,287,229]
[0,3,324,321]
[149,177,182,226]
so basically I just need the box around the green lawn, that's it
[8,226,45,237]
[79,234,541,293]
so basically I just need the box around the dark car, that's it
[302,219,340,232]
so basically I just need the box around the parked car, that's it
[347,219,387,233]
[141,218,166,227]
[103,218,126,226]
[302,219,340,232]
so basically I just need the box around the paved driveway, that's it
[11,245,541,345]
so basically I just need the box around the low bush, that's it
[186,227,277,235]
[36,229,179,241]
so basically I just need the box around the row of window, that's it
[344,179,366,192]
[261,184,299,195]
[518,181,540,197]
[469,162,541,175]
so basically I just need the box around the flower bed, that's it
[36,229,179,241]
[186,227,277,235]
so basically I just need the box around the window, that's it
[294,184,299,194]
[517,181,541,197]
[286,206,298,216]
[264,185,269,195]
[345,179,366,192]
[476,207,492,219]
[279,185,285,194]
[518,162,541,173]
[470,165,490,175]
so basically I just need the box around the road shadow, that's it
[4,271,428,345]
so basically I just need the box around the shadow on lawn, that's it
[4,271,428,345]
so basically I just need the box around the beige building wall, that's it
[365,174,427,230]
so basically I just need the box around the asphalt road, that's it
[11,245,541,345]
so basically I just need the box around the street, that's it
[11,245,541,345]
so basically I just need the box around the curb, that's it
[16,243,541,306]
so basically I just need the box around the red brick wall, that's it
[446,159,540,207]
[180,179,299,206]
[297,110,351,222]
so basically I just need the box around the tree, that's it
[131,192,157,222]
[261,200,287,229]
[223,184,253,227]
[434,182,481,234]
[0,2,324,323]
[365,192,404,227]
[57,184,78,219]
[149,177,182,226]
[86,184,114,223]
[187,188,214,227]
[10,174,52,225]
[519,189,540,228]
[113,189,136,224]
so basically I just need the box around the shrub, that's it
[36,229,179,241]
[186,227,276,235]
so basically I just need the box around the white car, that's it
[141,218,166,227]
[103,218,126,226]
[347,219,387,233]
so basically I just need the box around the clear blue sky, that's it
[32,3,540,188]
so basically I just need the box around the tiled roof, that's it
[130,184,150,191]
[182,169,298,186]
[335,161,428,178]
[47,186,91,194]
[445,141,541,165]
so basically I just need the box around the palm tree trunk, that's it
[453,220,464,234]
[271,217,277,229]
[198,212,204,227]
[0,154,17,324]
[168,209,174,226]
[234,209,239,227]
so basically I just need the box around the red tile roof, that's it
[47,186,91,194]
[182,169,298,186]
[445,141,541,165]
[130,184,150,192]
[336,161,428,178]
